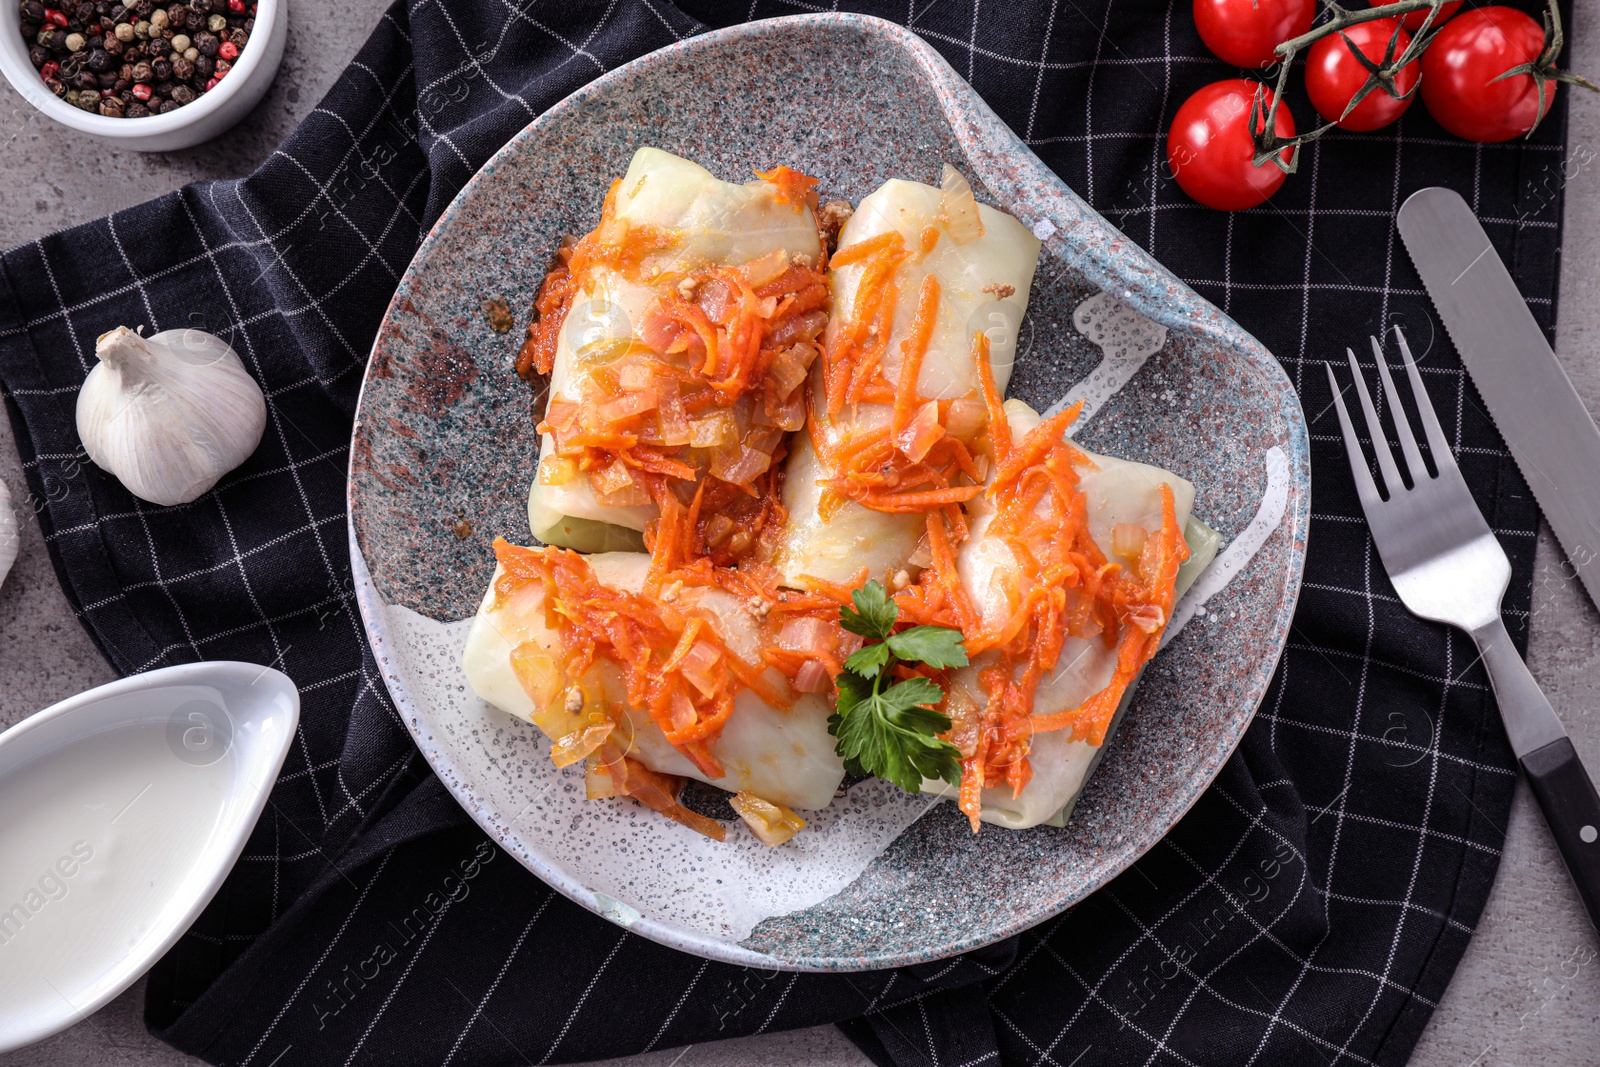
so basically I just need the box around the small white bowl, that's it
[0,661,299,1053]
[0,0,288,152]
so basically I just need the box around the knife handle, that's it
[1522,736,1600,933]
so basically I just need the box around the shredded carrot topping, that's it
[505,167,1194,839]
[516,239,575,381]
[811,227,1000,525]
[493,538,790,777]
[788,334,1189,833]
[517,180,676,380]
[755,165,821,211]
[527,170,829,571]
[939,361,1189,831]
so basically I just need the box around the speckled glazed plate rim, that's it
[349,13,1311,972]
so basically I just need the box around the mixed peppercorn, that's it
[19,0,255,118]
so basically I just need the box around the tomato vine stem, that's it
[1249,0,1595,172]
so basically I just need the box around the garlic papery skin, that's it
[0,477,17,594]
[76,326,268,507]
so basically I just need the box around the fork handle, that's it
[1522,738,1600,933]
[1473,618,1600,932]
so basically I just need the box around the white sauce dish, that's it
[0,661,298,1053]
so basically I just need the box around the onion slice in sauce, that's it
[793,659,832,694]
[730,791,807,846]
[940,164,986,245]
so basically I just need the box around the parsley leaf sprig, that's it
[827,581,968,794]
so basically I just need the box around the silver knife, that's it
[1397,187,1600,612]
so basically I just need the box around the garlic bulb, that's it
[0,477,17,594]
[76,326,267,507]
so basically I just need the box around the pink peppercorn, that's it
[39,60,59,81]
[204,75,218,91]
[132,83,152,101]
[227,0,244,11]
[43,7,67,26]
[218,41,238,60]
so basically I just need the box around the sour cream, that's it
[0,663,298,1053]
[0,721,232,1024]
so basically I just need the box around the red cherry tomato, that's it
[1421,6,1554,142]
[1193,0,1316,68]
[1305,18,1418,131]
[1368,0,1462,33]
[1167,80,1296,211]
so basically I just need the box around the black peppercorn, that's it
[16,0,235,120]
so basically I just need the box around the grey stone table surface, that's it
[3,4,1600,1066]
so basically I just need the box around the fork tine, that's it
[1326,362,1383,508]
[1371,334,1427,484]
[1346,347,1404,496]
[1394,326,1457,472]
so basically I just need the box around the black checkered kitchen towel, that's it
[0,1,1569,1063]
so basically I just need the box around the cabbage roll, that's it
[462,550,845,811]
[528,147,825,552]
[922,399,1219,828]
[773,172,1042,588]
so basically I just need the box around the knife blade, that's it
[1397,186,1600,612]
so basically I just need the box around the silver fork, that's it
[1328,327,1600,931]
